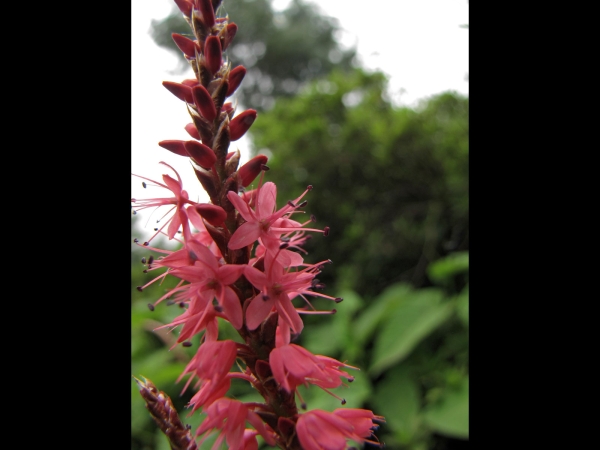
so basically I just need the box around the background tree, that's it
[249,68,469,298]
[150,0,356,110]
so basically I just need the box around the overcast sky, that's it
[131,0,468,206]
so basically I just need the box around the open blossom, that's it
[295,408,384,450]
[227,181,324,252]
[195,398,276,450]
[131,162,193,243]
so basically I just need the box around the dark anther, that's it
[133,238,139,243]
[147,303,154,311]
[341,399,346,405]
[186,424,191,430]
[166,300,176,306]
[297,200,308,207]
[331,309,337,314]
[280,236,290,242]
[143,242,149,246]
[335,297,343,303]
[287,200,296,207]
[348,376,355,382]
[148,256,154,264]
[213,304,223,312]
[323,226,330,236]
[182,341,192,347]
[179,302,186,308]
[132,211,137,215]
[141,257,146,264]
[189,251,198,261]
[300,402,307,410]
[154,228,158,231]
[143,270,148,274]
[307,185,313,190]
[142,181,147,188]
[310,214,317,222]
[261,164,270,171]
[262,294,270,301]
[136,286,143,292]
[279,242,289,250]
[311,278,320,286]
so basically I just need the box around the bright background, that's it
[131,0,468,203]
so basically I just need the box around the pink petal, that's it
[228,222,261,250]
[246,294,274,330]
[243,265,268,290]
[256,182,277,218]
[275,294,304,334]
[220,286,243,329]
[226,190,255,222]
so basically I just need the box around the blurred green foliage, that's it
[249,69,469,298]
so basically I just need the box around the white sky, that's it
[131,0,468,207]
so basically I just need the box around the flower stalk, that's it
[132,1,384,449]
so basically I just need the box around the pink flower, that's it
[227,182,324,252]
[195,398,276,450]
[270,344,356,394]
[243,251,315,334]
[295,408,384,450]
[131,162,193,243]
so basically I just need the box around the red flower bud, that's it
[226,65,246,97]
[181,79,199,87]
[196,0,216,29]
[158,140,188,157]
[162,81,193,103]
[184,123,201,140]
[184,140,217,168]
[174,0,193,17]
[222,23,238,50]
[229,109,257,141]
[222,102,234,115]
[171,33,201,59]
[191,85,217,121]
[238,155,268,187]
[191,203,227,226]
[204,35,222,75]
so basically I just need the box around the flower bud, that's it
[229,109,257,141]
[184,123,201,140]
[196,0,215,29]
[238,155,268,187]
[226,65,246,97]
[158,140,188,157]
[162,81,193,103]
[187,204,227,226]
[171,33,200,59]
[204,35,222,75]
[191,85,217,121]
[184,140,216,168]
[174,0,193,17]
[221,22,238,50]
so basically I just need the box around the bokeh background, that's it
[132,1,468,449]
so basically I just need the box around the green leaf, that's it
[427,252,469,284]
[423,376,469,439]
[354,283,413,344]
[455,284,469,326]
[371,365,420,445]
[369,288,453,376]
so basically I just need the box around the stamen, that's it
[323,226,330,236]
[297,200,308,207]
[148,256,154,264]
[334,297,343,303]
[136,286,143,292]
[182,341,192,347]
[310,214,316,222]
[306,185,313,190]
[141,257,146,264]
[142,182,147,188]
[147,303,154,311]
